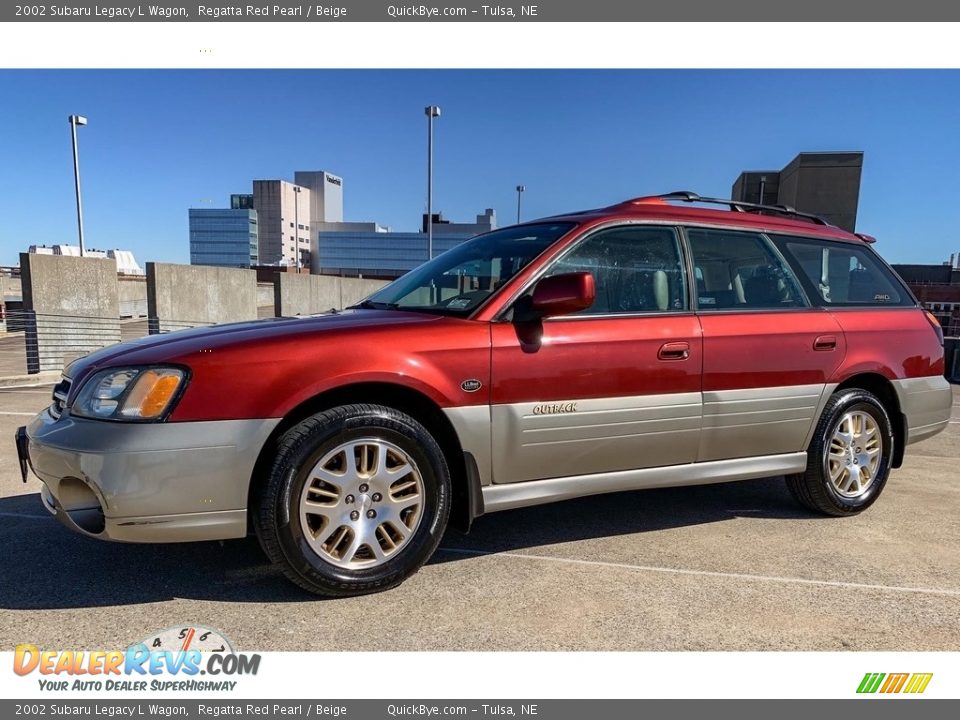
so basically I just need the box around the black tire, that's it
[786,388,894,516]
[254,404,451,597]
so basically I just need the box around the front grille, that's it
[50,376,72,420]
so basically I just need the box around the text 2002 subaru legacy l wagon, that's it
[16,192,952,596]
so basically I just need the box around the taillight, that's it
[924,310,944,346]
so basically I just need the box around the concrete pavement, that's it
[0,384,957,651]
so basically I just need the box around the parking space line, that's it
[0,511,50,520]
[0,411,37,416]
[437,547,960,598]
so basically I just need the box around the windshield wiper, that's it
[346,299,400,310]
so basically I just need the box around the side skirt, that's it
[481,452,807,513]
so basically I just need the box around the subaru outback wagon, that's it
[17,192,952,596]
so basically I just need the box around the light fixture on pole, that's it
[68,115,88,257]
[516,185,525,224]
[758,175,767,206]
[425,105,441,261]
[293,185,302,273]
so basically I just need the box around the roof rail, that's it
[619,191,833,227]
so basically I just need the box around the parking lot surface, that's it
[1,383,958,651]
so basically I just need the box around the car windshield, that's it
[357,222,576,315]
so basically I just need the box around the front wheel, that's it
[255,404,451,597]
[786,389,894,516]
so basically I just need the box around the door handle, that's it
[813,335,837,351]
[658,341,690,361]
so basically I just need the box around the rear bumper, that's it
[24,409,278,543]
[893,375,953,445]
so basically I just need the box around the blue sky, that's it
[0,69,958,267]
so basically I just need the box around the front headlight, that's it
[71,367,187,421]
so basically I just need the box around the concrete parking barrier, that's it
[274,273,388,316]
[147,262,257,334]
[19,253,121,374]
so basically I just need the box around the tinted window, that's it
[548,225,688,314]
[686,228,806,310]
[774,235,912,307]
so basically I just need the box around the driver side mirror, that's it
[530,272,595,317]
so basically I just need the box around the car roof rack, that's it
[618,191,833,227]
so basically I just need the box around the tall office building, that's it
[188,208,259,268]
[230,193,254,210]
[294,170,344,224]
[732,152,864,232]
[252,180,312,267]
[315,209,497,278]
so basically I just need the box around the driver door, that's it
[490,224,703,484]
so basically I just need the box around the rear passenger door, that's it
[687,227,846,462]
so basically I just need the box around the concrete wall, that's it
[147,262,257,334]
[20,253,121,373]
[274,274,389,316]
[118,276,148,318]
[256,282,275,307]
[2,275,21,299]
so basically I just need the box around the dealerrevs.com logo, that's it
[857,673,933,694]
[13,626,261,692]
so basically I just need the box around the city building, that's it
[230,193,254,210]
[28,245,144,274]
[893,256,960,337]
[252,179,312,267]
[732,152,864,231]
[188,208,258,268]
[189,169,495,278]
[294,170,344,225]
[421,209,497,234]
[315,209,497,278]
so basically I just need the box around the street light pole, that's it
[293,185,301,273]
[516,185,525,224]
[425,105,441,261]
[68,115,88,257]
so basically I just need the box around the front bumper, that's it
[22,409,278,543]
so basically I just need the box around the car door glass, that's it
[547,226,688,314]
[686,228,806,310]
[774,235,911,306]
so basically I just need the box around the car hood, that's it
[65,310,445,386]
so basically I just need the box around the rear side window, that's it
[685,228,806,311]
[774,235,913,307]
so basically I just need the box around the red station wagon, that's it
[16,192,953,596]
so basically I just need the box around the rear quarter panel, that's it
[827,307,944,381]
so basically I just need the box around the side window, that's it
[773,235,912,307]
[548,226,688,314]
[686,228,806,311]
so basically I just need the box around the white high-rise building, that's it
[252,179,312,266]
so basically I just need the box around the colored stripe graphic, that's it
[857,672,932,694]
[857,673,885,693]
[903,674,933,694]
[880,673,909,693]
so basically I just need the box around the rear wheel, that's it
[786,389,893,516]
[255,404,451,596]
